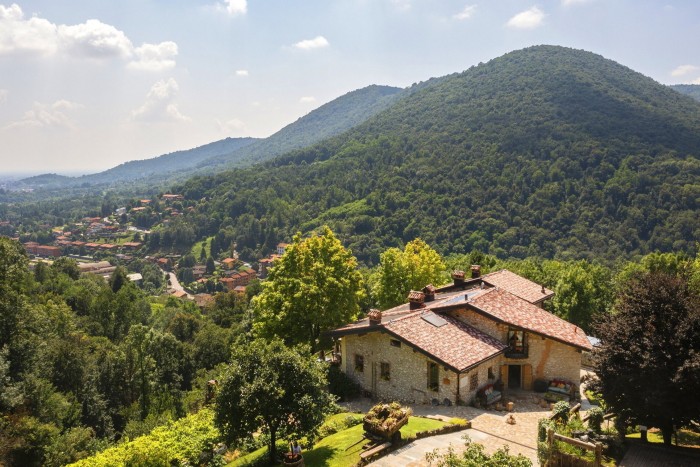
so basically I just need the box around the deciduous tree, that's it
[214,339,334,465]
[253,226,364,351]
[592,272,700,445]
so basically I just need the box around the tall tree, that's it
[592,272,700,445]
[214,339,334,465]
[371,238,446,309]
[253,226,364,352]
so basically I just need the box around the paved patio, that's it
[344,388,555,466]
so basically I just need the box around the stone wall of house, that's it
[524,336,582,384]
[449,308,504,340]
[458,355,503,404]
[340,332,459,404]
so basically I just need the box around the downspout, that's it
[456,371,461,406]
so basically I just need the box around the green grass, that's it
[229,414,448,467]
[627,429,700,448]
[190,236,213,259]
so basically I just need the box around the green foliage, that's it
[68,408,220,467]
[214,339,335,465]
[592,272,700,445]
[552,401,571,423]
[253,226,364,351]
[426,435,532,466]
[587,406,605,433]
[326,364,361,402]
[371,238,446,309]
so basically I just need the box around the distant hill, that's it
[12,173,73,189]
[671,84,700,102]
[198,84,403,169]
[16,85,403,190]
[173,45,700,263]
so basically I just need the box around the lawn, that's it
[229,414,449,467]
[627,429,700,448]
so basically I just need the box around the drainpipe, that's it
[456,372,461,406]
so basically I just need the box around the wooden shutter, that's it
[523,363,533,390]
[500,364,509,388]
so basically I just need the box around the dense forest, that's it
[672,84,700,102]
[165,45,700,264]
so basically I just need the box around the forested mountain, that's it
[197,84,403,169]
[169,45,700,264]
[671,84,700,102]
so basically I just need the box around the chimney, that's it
[470,265,481,279]
[408,290,425,310]
[368,309,382,326]
[452,270,465,285]
[422,284,436,302]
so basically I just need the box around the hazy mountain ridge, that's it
[671,84,700,102]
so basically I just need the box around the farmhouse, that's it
[328,267,591,406]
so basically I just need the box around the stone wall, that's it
[458,355,503,404]
[527,337,582,384]
[341,332,459,404]
[449,308,504,340]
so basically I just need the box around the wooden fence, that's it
[546,428,602,467]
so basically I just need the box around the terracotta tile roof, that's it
[482,269,553,303]
[384,311,506,372]
[469,287,591,350]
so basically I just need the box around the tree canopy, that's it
[253,226,364,351]
[592,272,700,444]
[371,238,446,309]
[214,339,334,464]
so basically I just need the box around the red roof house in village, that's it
[329,267,591,406]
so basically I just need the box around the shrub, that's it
[552,401,570,423]
[533,379,548,393]
[587,406,605,433]
[326,365,361,401]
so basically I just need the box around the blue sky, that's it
[1,0,699,173]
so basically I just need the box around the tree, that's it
[214,339,334,465]
[592,272,700,445]
[253,226,364,352]
[371,238,446,309]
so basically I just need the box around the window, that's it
[488,366,495,380]
[390,339,401,348]
[507,329,526,352]
[427,362,439,392]
[470,373,479,391]
[380,362,391,380]
[354,354,364,372]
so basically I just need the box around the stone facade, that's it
[342,332,459,404]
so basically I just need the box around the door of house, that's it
[508,364,521,389]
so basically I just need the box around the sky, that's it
[1,0,699,174]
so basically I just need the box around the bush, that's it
[534,379,548,393]
[326,365,361,401]
[587,406,605,433]
[552,401,570,423]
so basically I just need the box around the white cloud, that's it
[507,6,545,29]
[220,0,247,16]
[128,41,178,71]
[0,4,176,70]
[562,0,594,6]
[216,118,246,134]
[235,69,249,76]
[0,3,58,55]
[132,78,189,122]
[4,99,83,130]
[453,4,477,20]
[692,77,700,85]
[293,36,329,50]
[299,96,316,104]
[671,65,699,77]
[0,89,7,104]
[390,0,412,11]
[58,19,132,59]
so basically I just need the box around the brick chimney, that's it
[471,265,481,279]
[452,270,465,285]
[368,309,382,326]
[422,284,436,302]
[408,290,425,309]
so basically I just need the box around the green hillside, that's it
[671,84,700,102]
[172,45,700,263]
[198,84,403,169]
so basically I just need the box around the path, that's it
[620,440,700,467]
